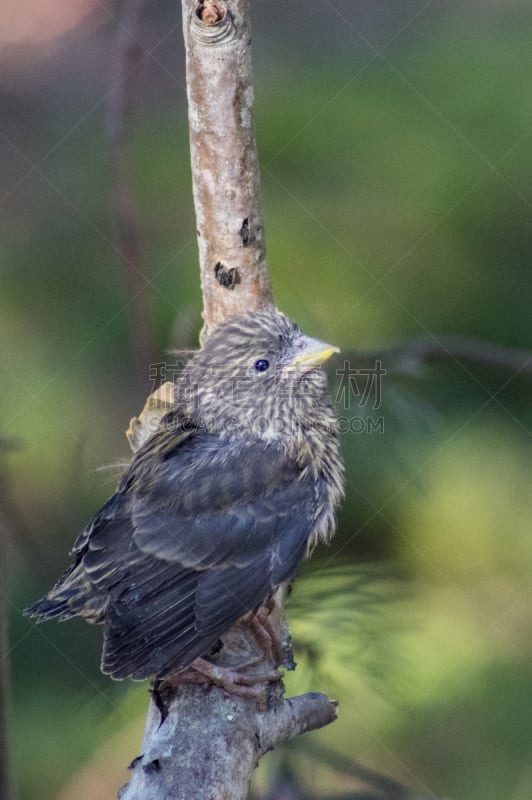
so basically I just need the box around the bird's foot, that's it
[181,656,283,699]
[245,612,284,667]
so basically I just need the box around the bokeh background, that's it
[2,1,532,798]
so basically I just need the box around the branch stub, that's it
[192,1,235,44]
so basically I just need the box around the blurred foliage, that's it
[2,1,532,799]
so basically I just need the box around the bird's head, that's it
[175,309,339,441]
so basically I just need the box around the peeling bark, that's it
[182,0,274,341]
[120,688,337,800]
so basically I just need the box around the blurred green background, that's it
[2,1,532,798]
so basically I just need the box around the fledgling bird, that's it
[25,309,344,681]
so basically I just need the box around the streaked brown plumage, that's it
[25,310,344,680]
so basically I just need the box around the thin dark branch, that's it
[301,740,438,800]
[257,754,434,800]
[348,335,532,377]
[106,0,154,389]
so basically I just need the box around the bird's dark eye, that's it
[254,358,270,372]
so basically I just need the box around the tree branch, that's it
[120,688,336,800]
[182,0,274,340]
[118,3,336,798]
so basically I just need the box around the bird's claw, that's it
[169,656,284,699]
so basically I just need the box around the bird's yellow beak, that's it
[289,336,340,372]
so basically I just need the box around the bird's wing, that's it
[129,428,318,614]
[128,428,316,570]
[86,427,320,678]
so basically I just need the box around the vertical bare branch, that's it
[119,4,336,798]
[106,0,154,385]
[182,0,274,340]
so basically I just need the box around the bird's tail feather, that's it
[24,566,106,624]
[24,592,79,622]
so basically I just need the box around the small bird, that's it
[26,309,344,682]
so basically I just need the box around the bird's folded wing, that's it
[126,428,318,577]
[81,429,321,677]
